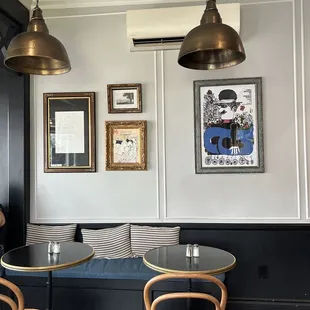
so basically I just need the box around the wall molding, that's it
[32,54,161,224]
[292,0,302,220]
[301,0,309,219]
[160,51,168,220]
[164,0,301,221]
[32,0,292,10]
[164,217,304,223]
[27,0,293,18]
[154,51,161,220]
[45,12,126,20]
[31,75,38,223]
[31,0,306,224]
[34,217,163,223]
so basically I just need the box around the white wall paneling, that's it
[303,0,310,219]
[163,1,301,221]
[32,13,160,223]
[31,0,309,223]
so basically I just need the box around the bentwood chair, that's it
[0,277,37,310]
[144,273,228,310]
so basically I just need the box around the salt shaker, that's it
[48,241,54,254]
[52,253,60,264]
[53,242,60,254]
[186,244,193,258]
[193,257,199,267]
[193,244,199,257]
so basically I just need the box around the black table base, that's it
[46,271,53,310]
[187,279,192,310]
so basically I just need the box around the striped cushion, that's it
[81,224,132,259]
[26,224,77,246]
[131,225,180,257]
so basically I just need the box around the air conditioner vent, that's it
[133,37,185,47]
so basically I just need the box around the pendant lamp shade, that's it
[178,0,246,70]
[4,4,71,75]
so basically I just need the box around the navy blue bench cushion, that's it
[5,258,157,280]
[5,258,225,282]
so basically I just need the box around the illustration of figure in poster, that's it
[200,84,258,168]
[113,129,140,164]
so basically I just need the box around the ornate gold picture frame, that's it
[43,92,96,173]
[107,84,142,113]
[106,121,147,171]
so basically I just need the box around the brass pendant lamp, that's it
[4,0,71,75]
[178,0,246,70]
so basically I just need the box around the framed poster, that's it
[43,92,96,173]
[107,83,142,113]
[194,77,264,174]
[106,121,147,171]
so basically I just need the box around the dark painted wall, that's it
[0,76,9,209]
[0,1,30,249]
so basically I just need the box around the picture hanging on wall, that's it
[105,121,147,171]
[107,83,142,113]
[43,92,96,173]
[194,77,264,174]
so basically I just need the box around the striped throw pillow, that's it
[81,224,132,259]
[131,225,180,257]
[26,224,77,246]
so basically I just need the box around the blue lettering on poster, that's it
[204,127,253,155]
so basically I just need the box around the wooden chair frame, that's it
[0,277,24,310]
[144,273,227,310]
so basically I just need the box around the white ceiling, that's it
[20,0,204,10]
[19,0,257,11]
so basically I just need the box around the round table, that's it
[1,242,94,310]
[143,245,236,310]
[143,244,236,275]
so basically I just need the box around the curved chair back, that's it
[0,277,24,310]
[144,273,227,310]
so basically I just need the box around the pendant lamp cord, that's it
[36,0,39,7]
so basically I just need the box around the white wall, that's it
[31,0,310,223]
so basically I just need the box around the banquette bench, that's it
[3,223,310,310]
[2,223,227,310]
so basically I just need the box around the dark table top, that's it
[1,242,94,272]
[143,245,236,275]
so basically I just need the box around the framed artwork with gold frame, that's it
[106,121,147,171]
[43,92,96,173]
[107,83,142,113]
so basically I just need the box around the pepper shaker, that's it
[53,242,60,254]
[186,244,193,258]
[193,244,199,257]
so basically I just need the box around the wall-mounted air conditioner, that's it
[126,4,240,52]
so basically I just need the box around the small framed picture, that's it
[107,83,142,113]
[106,121,147,171]
[43,92,96,173]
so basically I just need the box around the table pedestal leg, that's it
[186,278,192,310]
[46,271,53,310]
